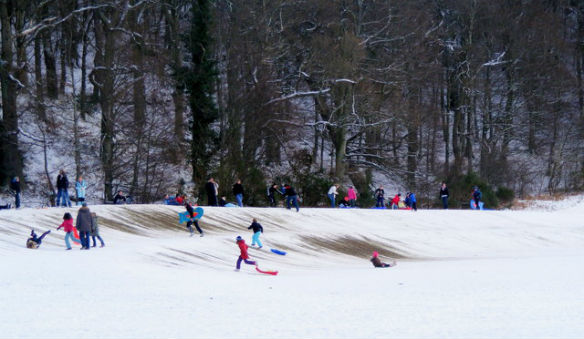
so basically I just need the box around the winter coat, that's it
[205,182,217,199]
[284,186,297,196]
[75,180,87,198]
[10,178,20,193]
[347,188,357,200]
[391,195,400,206]
[473,189,482,201]
[186,203,195,218]
[371,256,385,267]
[374,189,384,199]
[76,207,94,232]
[90,213,100,236]
[113,193,126,204]
[232,183,244,196]
[248,221,263,234]
[410,193,417,203]
[440,187,449,198]
[237,239,249,259]
[58,219,75,233]
[327,186,338,195]
[57,174,69,190]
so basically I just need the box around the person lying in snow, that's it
[370,251,396,268]
[26,229,51,249]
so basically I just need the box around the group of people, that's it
[327,184,358,208]
[27,203,105,250]
[203,177,245,208]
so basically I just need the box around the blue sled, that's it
[178,207,204,224]
[270,248,286,255]
[470,200,484,210]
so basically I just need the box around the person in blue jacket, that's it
[472,186,482,210]
[407,192,417,211]
[248,218,264,248]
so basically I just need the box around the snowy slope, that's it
[1,201,584,338]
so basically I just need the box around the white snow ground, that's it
[1,199,584,338]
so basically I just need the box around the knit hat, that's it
[236,236,242,242]
[372,251,379,258]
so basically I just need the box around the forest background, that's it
[0,0,583,209]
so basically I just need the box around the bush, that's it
[448,172,499,209]
[296,172,333,207]
[496,186,515,203]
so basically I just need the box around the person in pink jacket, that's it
[347,186,357,207]
[56,212,81,250]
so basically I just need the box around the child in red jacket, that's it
[56,212,81,250]
[235,236,257,271]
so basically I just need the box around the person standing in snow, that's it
[56,212,81,250]
[370,251,396,268]
[113,190,127,204]
[409,192,417,211]
[56,170,71,207]
[327,184,339,208]
[205,177,218,206]
[472,186,482,210]
[235,236,257,271]
[347,186,357,207]
[76,203,94,250]
[90,212,105,247]
[248,218,264,248]
[374,185,385,208]
[75,176,87,206]
[267,183,280,207]
[283,184,299,212]
[232,179,244,207]
[185,201,204,237]
[10,176,21,208]
[440,182,449,209]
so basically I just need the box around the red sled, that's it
[256,267,278,275]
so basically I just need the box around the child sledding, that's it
[235,236,278,275]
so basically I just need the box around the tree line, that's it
[1,0,583,207]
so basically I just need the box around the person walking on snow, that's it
[76,203,94,250]
[75,176,87,206]
[232,179,244,207]
[248,218,264,248]
[185,201,204,237]
[235,236,257,271]
[283,184,300,212]
[374,185,385,208]
[370,251,396,268]
[10,176,21,208]
[56,170,71,207]
[90,212,105,248]
[56,212,81,250]
[440,182,449,209]
[327,184,339,208]
[347,186,357,207]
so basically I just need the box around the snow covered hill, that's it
[1,201,584,338]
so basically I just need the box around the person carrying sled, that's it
[56,212,81,250]
[27,229,51,249]
[185,201,204,237]
[374,185,385,208]
[248,218,264,248]
[370,251,396,268]
[235,236,257,271]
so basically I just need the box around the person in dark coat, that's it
[374,185,385,208]
[248,218,264,248]
[205,177,218,206]
[472,186,482,210]
[232,179,244,207]
[90,212,105,247]
[56,170,71,207]
[10,176,21,208]
[440,182,449,209]
[370,251,396,268]
[76,203,94,250]
[283,184,299,212]
[267,183,281,207]
[185,201,204,237]
[113,190,127,204]
[26,229,51,249]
